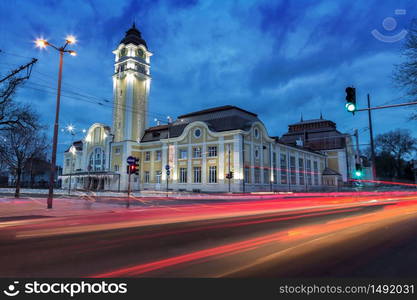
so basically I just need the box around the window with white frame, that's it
[208,146,217,157]
[192,147,201,158]
[254,147,260,160]
[263,168,269,183]
[155,150,162,161]
[155,171,162,184]
[66,159,70,167]
[144,171,150,183]
[254,168,261,184]
[272,152,278,184]
[114,165,119,172]
[89,148,105,171]
[179,168,187,183]
[145,151,151,161]
[306,160,312,185]
[244,167,250,184]
[290,156,296,185]
[280,153,288,184]
[115,147,121,154]
[313,161,319,185]
[179,149,187,159]
[298,158,305,185]
[208,166,217,183]
[193,167,201,183]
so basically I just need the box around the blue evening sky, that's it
[1,0,417,164]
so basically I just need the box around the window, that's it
[272,153,278,184]
[145,151,151,161]
[254,147,259,160]
[254,128,259,138]
[298,158,305,185]
[244,167,250,184]
[66,159,70,167]
[114,165,119,172]
[280,154,288,184]
[144,171,150,183]
[156,171,162,184]
[179,149,187,159]
[290,156,296,185]
[208,146,217,157]
[194,128,202,138]
[193,147,201,158]
[89,148,105,171]
[254,168,261,184]
[179,168,187,183]
[208,166,217,183]
[306,160,312,185]
[313,161,319,185]
[115,147,121,154]
[155,150,162,161]
[193,167,201,183]
[263,168,269,184]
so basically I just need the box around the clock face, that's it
[137,48,145,58]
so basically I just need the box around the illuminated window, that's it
[193,147,201,158]
[193,167,201,183]
[155,150,162,161]
[144,171,150,183]
[208,166,217,183]
[208,146,217,157]
[179,149,188,159]
[156,171,162,184]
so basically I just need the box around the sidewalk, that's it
[0,197,123,219]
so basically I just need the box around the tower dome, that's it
[119,22,148,49]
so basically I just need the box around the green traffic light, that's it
[355,170,363,178]
[345,102,356,112]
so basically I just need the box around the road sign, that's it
[166,170,171,176]
[127,156,136,165]
[165,164,170,170]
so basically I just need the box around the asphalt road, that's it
[1,194,417,278]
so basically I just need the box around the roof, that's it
[120,23,147,48]
[65,140,83,153]
[178,105,257,119]
[322,167,342,176]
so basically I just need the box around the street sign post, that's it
[127,156,136,165]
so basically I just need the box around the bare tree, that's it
[394,19,417,119]
[0,110,47,197]
[0,76,37,130]
[375,129,417,178]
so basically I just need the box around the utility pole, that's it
[127,166,131,208]
[367,94,377,180]
[354,129,360,165]
[0,57,37,84]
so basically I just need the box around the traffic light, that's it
[126,159,139,175]
[354,163,363,178]
[134,158,139,175]
[345,87,357,113]
[225,172,234,179]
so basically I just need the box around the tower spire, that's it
[300,113,303,122]
[320,111,323,119]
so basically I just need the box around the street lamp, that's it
[35,35,77,209]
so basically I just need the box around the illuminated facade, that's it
[61,24,327,192]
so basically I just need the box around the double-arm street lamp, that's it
[35,36,77,209]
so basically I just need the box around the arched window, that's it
[89,148,105,171]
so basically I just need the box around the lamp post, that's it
[35,36,77,209]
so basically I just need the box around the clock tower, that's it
[112,23,152,143]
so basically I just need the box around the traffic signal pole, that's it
[367,94,377,180]
[127,167,131,208]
